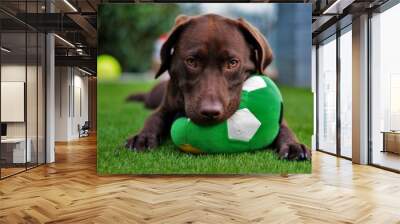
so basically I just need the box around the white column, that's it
[311,45,317,151]
[46,33,55,163]
[352,14,369,164]
[46,1,55,163]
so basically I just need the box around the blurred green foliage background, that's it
[98,4,183,73]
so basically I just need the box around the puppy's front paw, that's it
[278,143,311,161]
[125,132,160,151]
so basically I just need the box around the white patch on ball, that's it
[227,108,261,142]
[242,76,266,92]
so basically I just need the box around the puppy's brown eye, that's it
[226,59,239,69]
[185,57,197,68]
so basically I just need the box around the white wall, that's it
[55,66,70,141]
[1,63,46,164]
[54,67,89,141]
[1,65,26,139]
[72,73,89,138]
[1,65,38,138]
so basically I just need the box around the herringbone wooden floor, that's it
[1,135,400,224]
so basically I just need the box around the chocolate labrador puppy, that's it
[126,14,311,160]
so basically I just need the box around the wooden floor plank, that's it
[1,135,400,223]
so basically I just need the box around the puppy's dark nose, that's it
[200,102,223,119]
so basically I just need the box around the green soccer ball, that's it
[170,74,283,154]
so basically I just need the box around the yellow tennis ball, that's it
[97,54,122,81]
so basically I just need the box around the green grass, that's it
[97,81,312,174]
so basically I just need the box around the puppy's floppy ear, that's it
[155,15,191,79]
[237,18,273,74]
[175,14,190,26]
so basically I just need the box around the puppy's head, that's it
[156,14,273,125]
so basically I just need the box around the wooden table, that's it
[381,131,400,154]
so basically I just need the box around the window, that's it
[317,35,337,154]
[339,27,352,158]
[370,3,400,171]
[316,25,353,159]
[0,3,46,179]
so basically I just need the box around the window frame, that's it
[315,17,353,161]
